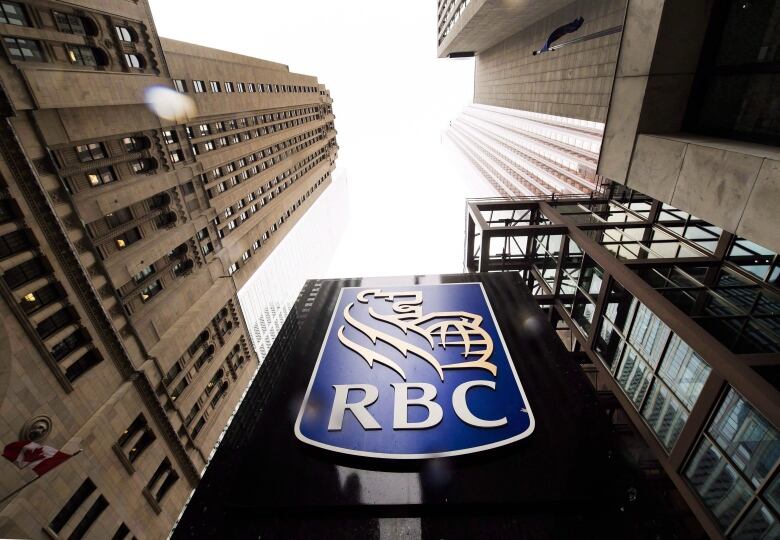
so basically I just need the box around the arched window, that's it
[54,12,97,36]
[124,53,144,69]
[115,26,137,43]
[122,136,147,152]
[131,158,156,175]
[66,45,107,66]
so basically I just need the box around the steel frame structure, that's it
[464,187,780,539]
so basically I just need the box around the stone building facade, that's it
[0,1,337,538]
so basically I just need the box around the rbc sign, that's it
[295,283,535,459]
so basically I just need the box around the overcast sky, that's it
[149,0,475,278]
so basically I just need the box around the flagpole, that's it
[0,477,39,505]
[0,450,82,505]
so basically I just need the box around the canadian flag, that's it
[2,441,75,477]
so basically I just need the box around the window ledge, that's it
[111,443,135,475]
[142,487,162,515]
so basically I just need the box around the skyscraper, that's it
[439,0,625,196]
[453,1,780,538]
[0,1,337,538]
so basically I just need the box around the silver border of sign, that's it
[294,282,536,459]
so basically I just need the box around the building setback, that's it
[0,1,337,538]
[450,0,780,538]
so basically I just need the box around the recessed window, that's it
[197,124,210,137]
[170,149,184,163]
[0,2,28,26]
[51,328,89,361]
[242,250,250,261]
[203,141,214,152]
[210,80,221,93]
[140,280,162,302]
[227,262,238,275]
[133,265,155,283]
[115,227,141,249]
[193,80,206,93]
[115,26,136,42]
[65,349,103,382]
[4,37,43,62]
[224,81,233,93]
[20,282,63,314]
[36,306,77,338]
[147,459,178,503]
[163,130,178,144]
[86,166,116,187]
[66,45,100,66]
[247,83,255,92]
[124,53,143,69]
[131,159,153,174]
[227,220,236,231]
[76,143,105,162]
[122,136,145,152]
[236,82,244,93]
[105,208,133,229]
[54,11,88,35]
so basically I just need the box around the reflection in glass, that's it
[731,502,780,540]
[708,389,780,487]
[685,437,752,529]
[641,382,687,451]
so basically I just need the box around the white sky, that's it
[149,0,475,278]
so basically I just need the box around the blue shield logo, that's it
[295,283,535,459]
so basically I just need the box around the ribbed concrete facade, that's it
[0,1,337,538]
[447,104,603,197]
[472,0,626,122]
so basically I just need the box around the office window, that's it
[65,349,103,382]
[68,494,107,540]
[112,523,131,540]
[133,265,155,284]
[0,229,32,259]
[147,459,179,503]
[76,142,106,162]
[193,80,206,93]
[49,479,96,534]
[36,306,76,338]
[685,387,780,534]
[4,257,48,289]
[227,262,238,275]
[86,166,116,187]
[117,414,156,463]
[140,280,162,303]
[227,220,236,231]
[197,124,210,137]
[54,11,88,35]
[203,141,214,152]
[252,240,260,251]
[210,80,221,93]
[225,81,233,93]
[236,82,244,92]
[242,250,250,261]
[115,25,136,42]
[131,159,153,174]
[20,282,62,315]
[163,130,178,145]
[115,227,141,250]
[105,208,133,229]
[51,328,89,362]
[172,79,187,93]
[0,2,27,25]
[170,149,184,163]
[124,53,143,68]
[122,136,145,152]
[247,83,255,92]
[66,45,99,66]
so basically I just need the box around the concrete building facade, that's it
[0,1,337,538]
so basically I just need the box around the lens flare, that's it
[144,85,196,122]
